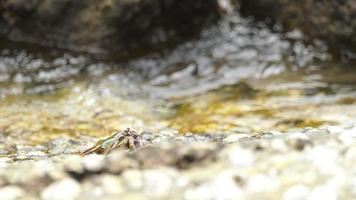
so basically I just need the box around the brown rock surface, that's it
[239,0,356,60]
[0,0,220,59]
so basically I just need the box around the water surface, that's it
[0,16,355,147]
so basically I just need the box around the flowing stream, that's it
[0,15,355,149]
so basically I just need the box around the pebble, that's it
[0,157,12,168]
[338,126,356,144]
[82,154,105,171]
[0,124,354,199]
[327,126,345,134]
[283,185,309,200]
[228,147,254,168]
[211,171,243,200]
[41,178,81,200]
[82,174,124,197]
[47,137,72,155]
[25,151,48,159]
[121,170,144,190]
[307,146,338,175]
[307,184,338,200]
[0,186,25,200]
[15,145,36,154]
[246,174,280,193]
[184,184,212,200]
[223,134,250,143]
[142,169,174,198]
[287,133,312,151]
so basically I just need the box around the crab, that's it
[81,128,142,156]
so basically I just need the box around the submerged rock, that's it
[239,0,356,60]
[0,0,221,59]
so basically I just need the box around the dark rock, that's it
[239,0,356,60]
[0,0,221,59]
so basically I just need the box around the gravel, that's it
[0,124,356,199]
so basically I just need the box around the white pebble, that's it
[122,170,143,190]
[223,134,250,143]
[211,171,243,200]
[246,174,279,193]
[307,184,337,200]
[184,184,212,200]
[41,178,81,200]
[228,147,254,168]
[0,186,25,200]
[142,170,174,198]
[307,146,338,175]
[327,126,344,134]
[283,185,309,200]
[82,154,105,171]
[82,174,123,196]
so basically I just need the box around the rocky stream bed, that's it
[0,7,356,200]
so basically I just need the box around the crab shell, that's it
[80,129,141,156]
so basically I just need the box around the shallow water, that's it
[0,16,355,147]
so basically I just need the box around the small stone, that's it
[15,145,36,154]
[211,171,243,199]
[283,185,309,200]
[307,184,337,200]
[338,127,356,144]
[122,170,143,190]
[307,146,338,174]
[25,151,48,159]
[47,137,72,155]
[41,178,81,200]
[63,155,84,174]
[142,169,174,198]
[223,134,250,143]
[0,186,25,200]
[271,139,288,152]
[82,174,124,197]
[246,174,279,193]
[327,126,344,134]
[228,147,254,168]
[184,184,212,200]
[82,154,105,171]
[0,157,12,168]
[287,133,312,151]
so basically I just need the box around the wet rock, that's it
[239,0,356,60]
[41,178,81,200]
[46,137,80,155]
[0,0,221,59]
[0,186,25,200]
